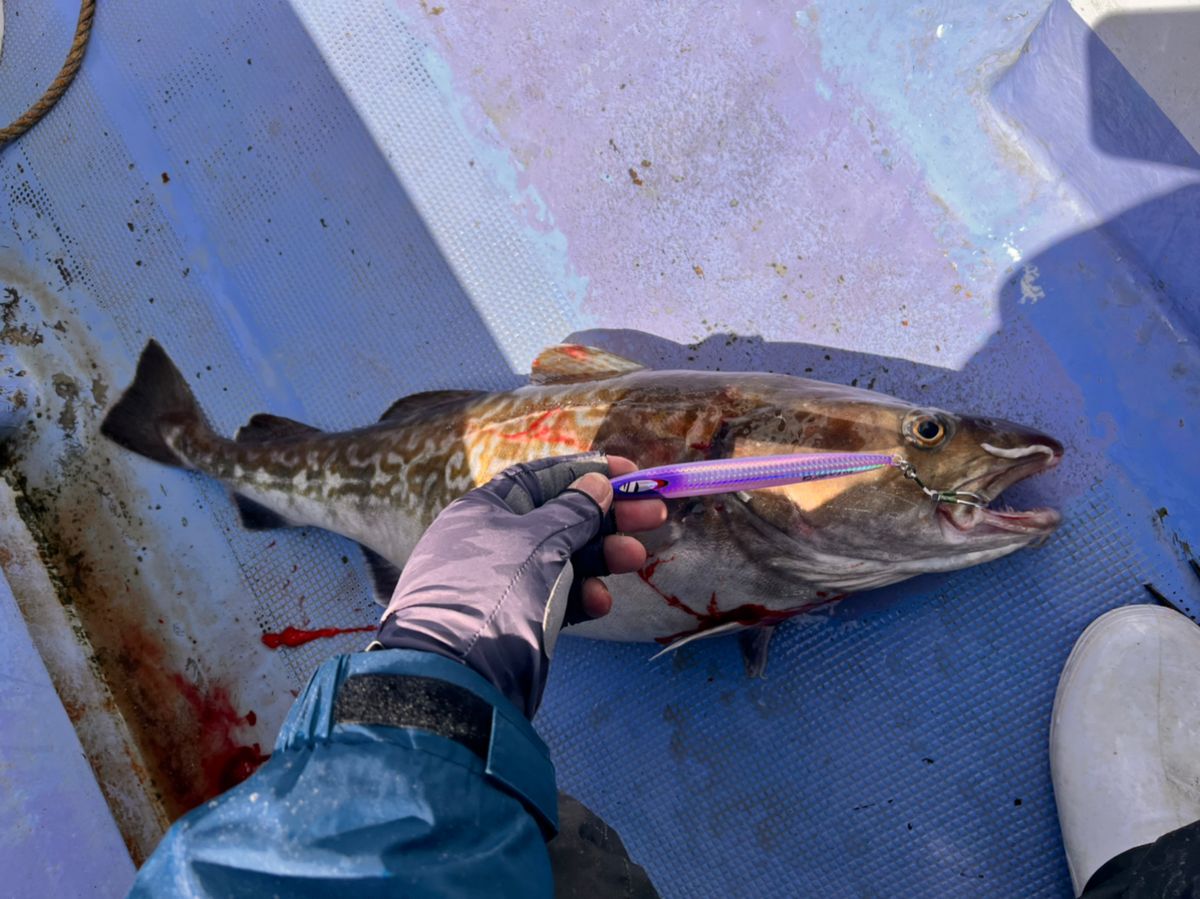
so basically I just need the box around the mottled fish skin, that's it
[165,409,478,566]
[104,342,1064,649]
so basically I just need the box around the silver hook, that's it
[891,457,988,510]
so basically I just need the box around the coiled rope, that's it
[0,0,96,147]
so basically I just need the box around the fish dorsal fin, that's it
[235,413,322,443]
[530,344,645,385]
[378,389,483,423]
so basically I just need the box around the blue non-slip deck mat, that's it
[1,0,1196,895]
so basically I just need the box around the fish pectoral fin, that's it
[530,344,645,385]
[378,390,484,423]
[235,413,322,443]
[648,620,748,661]
[233,493,296,530]
[738,624,779,679]
[360,546,403,606]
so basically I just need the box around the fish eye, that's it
[904,411,948,448]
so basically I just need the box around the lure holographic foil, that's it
[611,452,897,500]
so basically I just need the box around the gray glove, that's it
[376,454,617,718]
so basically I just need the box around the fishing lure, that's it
[611,452,987,508]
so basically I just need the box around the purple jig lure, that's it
[611,452,899,500]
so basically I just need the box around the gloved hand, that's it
[376,453,668,717]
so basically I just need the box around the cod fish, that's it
[102,341,1063,671]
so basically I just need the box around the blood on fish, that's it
[639,555,846,645]
[261,624,375,649]
[496,409,588,451]
[562,345,591,360]
[637,557,702,619]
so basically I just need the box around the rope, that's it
[0,0,96,148]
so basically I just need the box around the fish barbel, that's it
[101,341,1063,667]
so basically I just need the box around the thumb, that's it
[566,471,613,513]
[529,471,611,554]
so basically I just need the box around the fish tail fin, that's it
[100,340,208,468]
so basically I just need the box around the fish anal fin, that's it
[236,413,322,444]
[530,345,645,385]
[649,620,747,661]
[649,621,780,677]
[738,623,779,679]
[378,390,483,423]
[361,546,403,605]
[233,493,294,531]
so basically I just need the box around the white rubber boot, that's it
[1050,604,1200,895]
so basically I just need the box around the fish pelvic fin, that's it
[236,412,322,443]
[738,624,779,679]
[100,340,208,468]
[530,344,645,385]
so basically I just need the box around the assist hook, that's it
[891,457,988,510]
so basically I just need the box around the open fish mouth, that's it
[938,444,1063,538]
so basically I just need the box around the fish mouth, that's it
[937,445,1063,539]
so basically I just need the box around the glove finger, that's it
[524,478,611,630]
[527,471,617,560]
[570,508,616,579]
